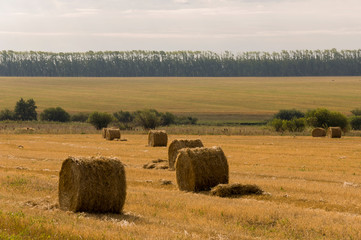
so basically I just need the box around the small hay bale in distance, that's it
[58,156,126,213]
[168,139,204,170]
[328,127,342,138]
[175,146,229,192]
[106,129,121,141]
[101,128,108,138]
[210,183,263,198]
[148,130,168,147]
[312,128,326,137]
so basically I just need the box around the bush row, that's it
[270,108,360,132]
[0,98,197,130]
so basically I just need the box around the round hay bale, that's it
[106,129,121,141]
[312,128,326,137]
[168,139,204,170]
[328,127,342,138]
[175,146,229,192]
[58,156,126,213]
[101,128,108,138]
[148,130,167,147]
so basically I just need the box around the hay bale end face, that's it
[175,146,229,192]
[210,183,263,198]
[328,127,342,138]
[168,139,204,170]
[148,130,168,147]
[312,128,326,137]
[106,129,121,141]
[58,156,126,213]
[101,128,108,138]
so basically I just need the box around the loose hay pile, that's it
[106,129,121,141]
[175,146,229,192]
[148,130,167,147]
[58,156,126,213]
[168,139,204,170]
[210,183,263,198]
[143,159,168,170]
[328,127,342,138]
[312,128,326,137]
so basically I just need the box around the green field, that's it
[1,76,361,121]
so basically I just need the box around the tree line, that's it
[1,49,361,77]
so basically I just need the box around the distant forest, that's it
[1,49,361,77]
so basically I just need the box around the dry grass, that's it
[1,134,361,239]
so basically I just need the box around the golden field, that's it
[1,133,361,239]
[1,76,361,121]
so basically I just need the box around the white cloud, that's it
[1,0,361,52]
[174,0,190,3]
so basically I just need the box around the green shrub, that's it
[87,112,114,130]
[40,107,70,122]
[71,112,89,122]
[270,118,284,132]
[351,108,361,116]
[175,116,198,125]
[306,108,348,131]
[350,116,361,130]
[113,110,134,130]
[273,109,305,120]
[293,118,306,132]
[14,98,37,121]
[0,109,16,121]
[113,111,133,123]
[133,109,161,130]
[271,118,306,132]
[160,112,176,126]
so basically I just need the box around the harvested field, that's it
[1,76,361,122]
[1,134,361,239]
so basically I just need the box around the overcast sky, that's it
[1,0,361,52]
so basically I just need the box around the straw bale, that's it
[168,139,204,170]
[58,156,126,213]
[148,130,167,147]
[106,129,121,141]
[175,146,229,192]
[102,128,108,138]
[328,127,342,138]
[210,183,263,198]
[312,128,326,137]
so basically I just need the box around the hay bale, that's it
[312,128,326,137]
[106,129,121,141]
[328,127,342,138]
[148,130,167,147]
[168,139,204,170]
[58,156,126,213]
[210,183,263,198]
[101,128,108,138]
[175,146,229,192]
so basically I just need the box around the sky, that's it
[0,0,361,53]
